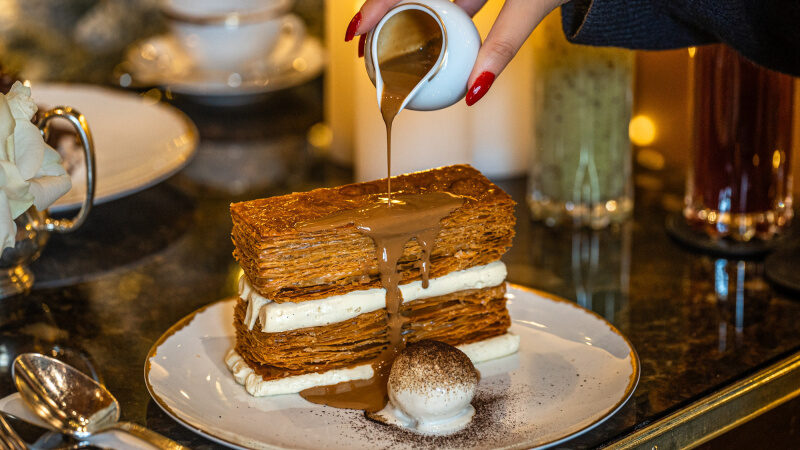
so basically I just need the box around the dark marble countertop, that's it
[0,84,799,449]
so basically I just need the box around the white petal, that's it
[2,135,13,162]
[29,174,71,211]
[0,193,17,251]
[13,121,46,179]
[0,95,14,146]
[0,160,33,218]
[36,145,67,178]
[6,82,37,121]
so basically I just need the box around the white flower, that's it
[0,82,72,251]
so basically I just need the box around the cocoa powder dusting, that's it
[355,388,528,449]
[389,340,477,394]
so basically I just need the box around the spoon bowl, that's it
[12,353,118,438]
[13,353,186,449]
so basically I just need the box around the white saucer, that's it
[145,284,639,449]
[32,83,198,213]
[122,33,325,105]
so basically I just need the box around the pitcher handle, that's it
[36,106,96,233]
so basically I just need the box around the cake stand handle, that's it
[36,106,96,233]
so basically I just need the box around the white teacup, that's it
[161,0,306,73]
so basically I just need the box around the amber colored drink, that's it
[685,44,795,241]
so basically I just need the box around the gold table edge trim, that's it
[606,351,800,449]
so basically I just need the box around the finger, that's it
[471,0,554,84]
[358,34,366,57]
[466,0,558,105]
[346,0,404,41]
[453,0,489,17]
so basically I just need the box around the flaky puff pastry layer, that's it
[234,284,510,381]
[231,165,515,303]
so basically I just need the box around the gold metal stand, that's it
[608,352,800,449]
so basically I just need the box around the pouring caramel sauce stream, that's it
[378,9,443,204]
[299,10,449,412]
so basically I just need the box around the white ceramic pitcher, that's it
[363,0,481,112]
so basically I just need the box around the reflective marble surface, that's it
[0,83,799,448]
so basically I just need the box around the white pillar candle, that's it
[468,0,533,178]
[324,0,361,164]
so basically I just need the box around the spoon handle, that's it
[0,414,27,450]
[111,422,188,449]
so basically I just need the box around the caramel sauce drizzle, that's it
[376,9,443,204]
[298,9,448,412]
[298,192,463,411]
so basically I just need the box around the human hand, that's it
[345,0,566,106]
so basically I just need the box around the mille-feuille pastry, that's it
[225,164,519,396]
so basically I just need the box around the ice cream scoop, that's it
[370,340,479,435]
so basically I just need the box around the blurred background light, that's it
[629,114,657,146]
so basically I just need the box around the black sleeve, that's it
[561,0,800,76]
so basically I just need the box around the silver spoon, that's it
[0,413,27,450]
[12,353,186,449]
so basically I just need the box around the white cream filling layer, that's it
[225,350,373,397]
[240,261,507,333]
[226,332,520,397]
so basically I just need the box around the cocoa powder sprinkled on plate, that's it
[354,388,529,449]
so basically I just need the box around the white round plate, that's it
[123,34,325,105]
[32,83,198,213]
[145,284,639,449]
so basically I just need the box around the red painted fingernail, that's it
[345,12,362,42]
[465,71,496,106]
[358,34,366,57]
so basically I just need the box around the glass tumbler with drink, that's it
[684,44,795,242]
[527,10,634,229]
